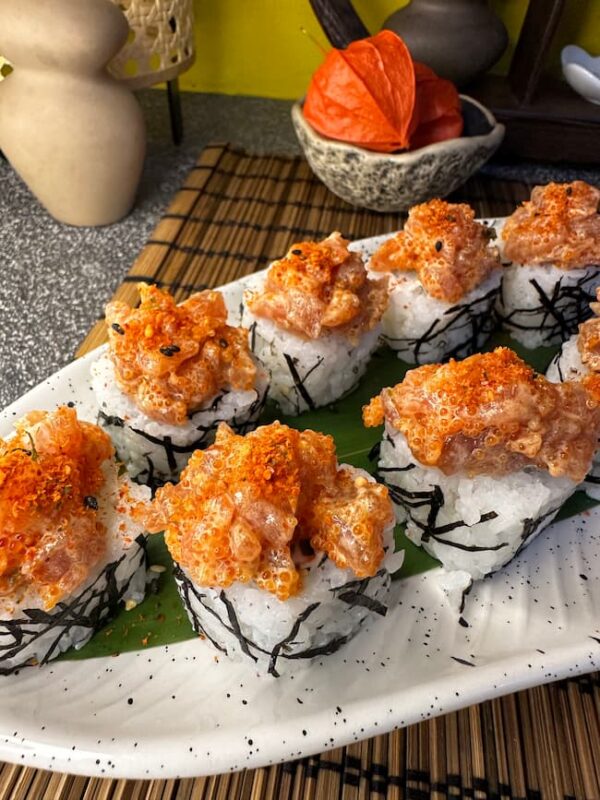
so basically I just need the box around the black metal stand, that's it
[167,78,184,146]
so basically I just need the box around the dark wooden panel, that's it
[508,0,566,104]
[470,75,600,163]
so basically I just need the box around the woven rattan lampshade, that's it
[109,0,195,89]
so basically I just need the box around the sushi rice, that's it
[546,336,600,500]
[92,351,269,485]
[241,309,380,415]
[377,269,501,365]
[0,462,150,675]
[497,262,599,349]
[376,428,576,606]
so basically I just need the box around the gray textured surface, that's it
[0,89,599,410]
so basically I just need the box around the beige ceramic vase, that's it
[0,0,146,227]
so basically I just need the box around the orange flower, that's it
[303,31,462,153]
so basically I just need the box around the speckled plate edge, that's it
[1,222,600,780]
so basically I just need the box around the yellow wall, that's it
[1,2,598,97]
[182,0,600,99]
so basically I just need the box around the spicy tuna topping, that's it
[0,407,114,607]
[105,284,257,426]
[245,232,388,341]
[143,422,394,601]
[502,181,600,269]
[369,199,500,303]
[578,288,600,372]
[363,348,600,482]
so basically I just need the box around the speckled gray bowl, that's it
[291,96,504,212]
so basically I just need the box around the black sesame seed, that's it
[84,496,98,510]
[434,240,443,252]
[291,248,302,256]
[219,338,228,348]
[111,323,125,335]
[160,345,181,357]
[566,186,573,196]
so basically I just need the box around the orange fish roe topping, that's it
[578,288,600,372]
[105,284,257,426]
[369,199,500,303]
[245,232,388,341]
[502,181,600,269]
[362,348,600,482]
[0,407,114,608]
[144,422,393,600]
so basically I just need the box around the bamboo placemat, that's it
[4,144,599,799]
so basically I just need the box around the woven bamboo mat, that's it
[4,144,599,799]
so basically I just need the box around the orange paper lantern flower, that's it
[409,62,463,149]
[303,30,416,152]
[303,30,463,153]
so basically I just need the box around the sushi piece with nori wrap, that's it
[241,232,388,415]
[142,421,402,676]
[497,181,600,348]
[368,199,502,365]
[91,283,269,487]
[547,287,600,498]
[0,407,149,675]
[363,348,600,606]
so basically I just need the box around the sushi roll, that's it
[368,199,502,365]
[143,421,402,676]
[0,406,149,675]
[241,232,388,415]
[91,283,269,486]
[547,288,600,498]
[363,348,600,604]
[498,181,600,348]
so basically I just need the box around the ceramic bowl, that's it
[291,96,504,212]
[562,45,600,106]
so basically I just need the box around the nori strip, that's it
[283,353,323,412]
[337,591,388,616]
[450,656,476,667]
[267,603,320,677]
[549,349,565,382]
[218,591,259,663]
